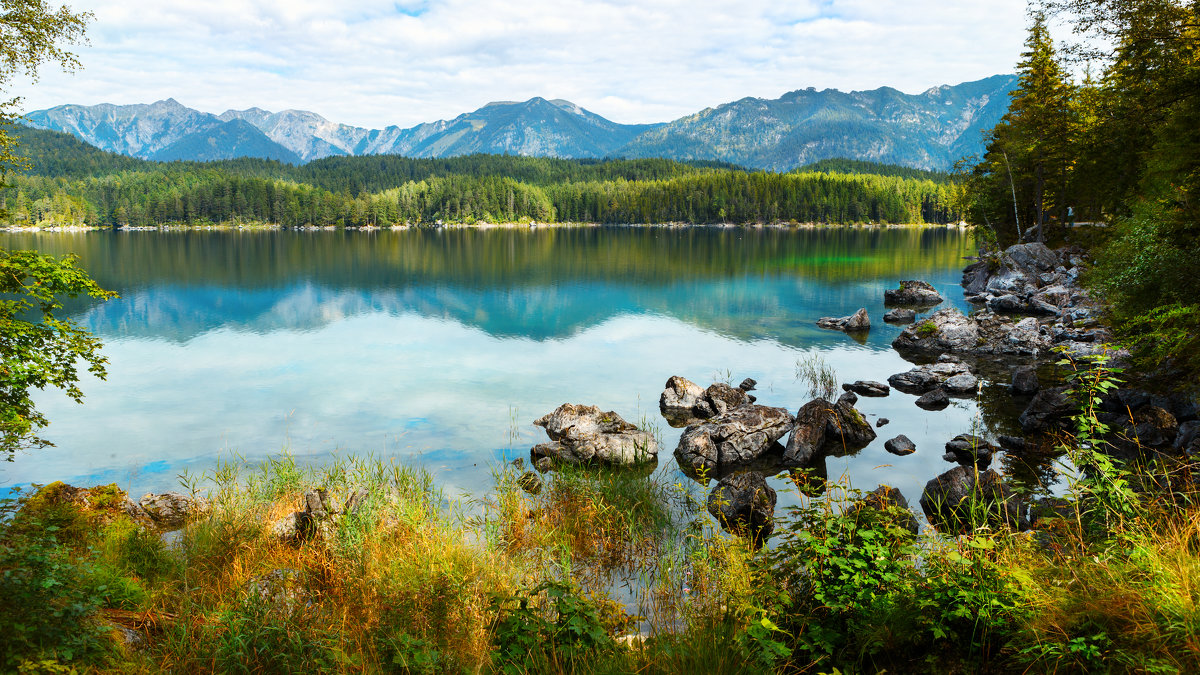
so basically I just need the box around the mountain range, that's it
[23,74,1016,171]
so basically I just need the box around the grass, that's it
[794,352,839,401]
[7,362,1200,674]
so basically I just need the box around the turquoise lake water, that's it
[1,226,1040,518]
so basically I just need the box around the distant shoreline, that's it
[0,220,973,234]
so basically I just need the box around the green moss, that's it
[915,321,940,338]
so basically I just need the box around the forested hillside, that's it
[2,126,961,228]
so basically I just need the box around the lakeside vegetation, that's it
[1,126,963,229]
[5,358,1200,674]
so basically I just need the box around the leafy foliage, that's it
[0,249,115,455]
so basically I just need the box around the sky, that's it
[9,0,1033,129]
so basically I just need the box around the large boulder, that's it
[816,308,871,333]
[920,466,1023,533]
[706,471,777,546]
[884,280,943,306]
[823,398,877,456]
[659,376,753,427]
[892,309,981,355]
[139,492,208,528]
[674,404,794,477]
[1011,365,1039,395]
[1019,387,1077,434]
[782,399,831,467]
[893,308,1053,358]
[531,404,658,467]
[853,485,919,536]
[915,388,950,410]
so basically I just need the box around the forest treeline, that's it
[1,125,961,227]
[968,1,1200,382]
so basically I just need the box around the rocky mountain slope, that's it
[23,75,1015,170]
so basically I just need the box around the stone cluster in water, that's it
[524,241,1200,543]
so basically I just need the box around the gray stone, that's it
[138,492,207,528]
[876,417,890,428]
[270,511,314,545]
[916,388,950,410]
[837,390,858,407]
[843,380,890,397]
[659,375,712,426]
[1019,387,1076,434]
[883,308,917,323]
[943,434,996,469]
[823,399,878,456]
[532,403,658,467]
[884,280,943,306]
[884,435,916,456]
[707,471,777,546]
[674,404,794,476]
[817,308,870,333]
[942,373,979,395]
[783,398,831,467]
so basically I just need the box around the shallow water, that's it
[0,226,1044,519]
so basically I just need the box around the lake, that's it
[1,226,1040,520]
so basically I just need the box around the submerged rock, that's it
[1011,365,1039,395]
[889,358,978,397]
[884,280,943,306]
[883,308,918,323]
[706,471,777,546]
[532,403,658,468]
[1019,387,1076,434]
[816,308,871,333]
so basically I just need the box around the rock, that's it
[674,404,794,476]
[1130,406,1179,448]
[1011,366,1039,395]
[876,417,890,428]
[138,492,207,528]
[889,359,975,396]
[246,568,309,611]
[817,308,870,332]
[892,308,980,355]
[738,378,757,392]
[1174,420,1200,455]
[987,293,1026,313]
[659,376,752,427]
[303,488,330,517]
[1019,387,1076,434]
[706,471,777,546]
[916,388,950,410]
[920,466,1023,533]
[854,485,918,535]
[783,399,831,467]
[270,511,315,545]
[884,435,916,456]
[518,471,543,495]
[942,373,979,395]
[943,434,996,469]
[997,435,1029,453]
[883,308,917,323]
[843,380,890,397]
[532,403,658,467]
[884,280,943,306]
[823,399,878,456]
[344,487,370,517]
[961,260,992,295]
[659,375,709,426]
[837,390,858,407]
[1005,242,1059,274]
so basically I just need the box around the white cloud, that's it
[8,0,1032,128]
